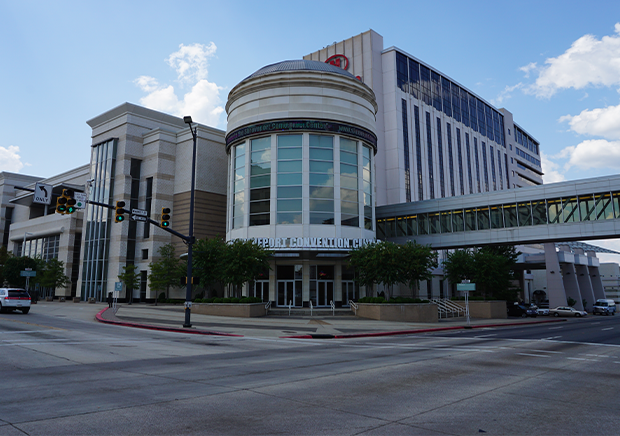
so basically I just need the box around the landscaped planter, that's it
[356,303,438,323]
[453,300,507,319]
[191,303,266,318]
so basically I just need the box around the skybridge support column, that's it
[587,250,606,300]
[544,243,567,308]
[575,263,595,311]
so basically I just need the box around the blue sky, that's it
[2,0,620,257]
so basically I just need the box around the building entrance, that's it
[342,281,358,305]
[276,264,302,306]
[253,280,269,302]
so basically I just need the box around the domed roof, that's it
[244,59,357,81]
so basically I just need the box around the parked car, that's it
[507,303,537,318]
[0,288,31,314]
[536,307,550,316]
[548,306,587,317]
[592,299,617,316]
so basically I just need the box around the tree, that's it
[400,241,438,293]
[192,236,228,296]
[148,244,184,304]
[38,258,71,295]
[442,245,520,300]
[2,256,39,288]
[221,239,272,298]
[0,246,11,287]
[442,249,475,285]
[118,264,140,304]
[348,240,437,301]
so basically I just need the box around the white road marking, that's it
[517,353,550,358]
[548,326,564,330]
[474,334,498,338]
[602,327,614,331]
[567,357,599,362]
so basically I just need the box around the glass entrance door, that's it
[316,281,334,307]
[253,280,269,302]
[277,280,301,306]
[342,280,358,305]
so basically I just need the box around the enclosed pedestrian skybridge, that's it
[376,175,620,249]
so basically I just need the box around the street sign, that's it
[33,183,52,205]
[74,192,87,209]
[131,215,147,222]
[457,283,476,292]
[20,270,37,277]
[132,209,147,216]
[114,282,123,292]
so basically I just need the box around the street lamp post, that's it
[183,116,197,328]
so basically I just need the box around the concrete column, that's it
[544,243,567,308]
[575,264,595,311]
[561,263,584,311]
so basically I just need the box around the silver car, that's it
[0,288,32,314]
[548,306,587,317]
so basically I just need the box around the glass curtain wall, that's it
[250,137,271,226]
[81,138,117,301]
[277,135,302,224]
[340,138,359,226]
[233,143,246,229]
[309,135,334,224]
[362,146,373,229]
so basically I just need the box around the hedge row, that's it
[193,297,263,304]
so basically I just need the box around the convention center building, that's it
[6,29,613,310]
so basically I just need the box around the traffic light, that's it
[64,189,77,214]
[115,201,126,223]
[55,194,67,214]
[161,207,171,227]
[56,189,76,215]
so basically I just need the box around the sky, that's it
[2,0,620,259]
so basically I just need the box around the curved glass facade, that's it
[229,133,373,230]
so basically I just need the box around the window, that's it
[277,135,301,224]
[402,100,411,202]
[142,249,148,260]
[250,137,271,226]
[233,143,246,229]
[362,146,372,229]
[309,135,334,224]
[340,138,359,227]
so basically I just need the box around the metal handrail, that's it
[309,299,313,317]
[431,298,465,318]
[265,300,271,314]
[288,300,292,316]
[330,300,335,316]
[349,300,358,315]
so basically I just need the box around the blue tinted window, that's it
[436,117,445,198]
[414,106,423,200]
[402,99,411,202]
[426,112,434,199]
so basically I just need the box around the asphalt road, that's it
[1,310,619,435]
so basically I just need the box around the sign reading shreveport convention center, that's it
[238,237,375,251]
[226,119,377,149]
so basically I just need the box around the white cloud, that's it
[491,83,523,105]
[540,152,565,183]
[527,23,620,98]
[166,42,216,84]
[559,103,620,140]
[519,62,537,79]
[0,145,24,172]
[559,139,620,170]
[134,43,224,127]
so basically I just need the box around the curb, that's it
[95,308,243,337]
[279,318,567,339]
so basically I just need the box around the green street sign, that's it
[20,270,37,277]
[457,283,476,291]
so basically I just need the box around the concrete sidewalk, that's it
[91,302,565,339]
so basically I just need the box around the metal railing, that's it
[431,298,466,319]
[265,300,271,314]
[288,300,292,316]
[349,300,358,315]
[330,300,335,316]
[309,299,313,317]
